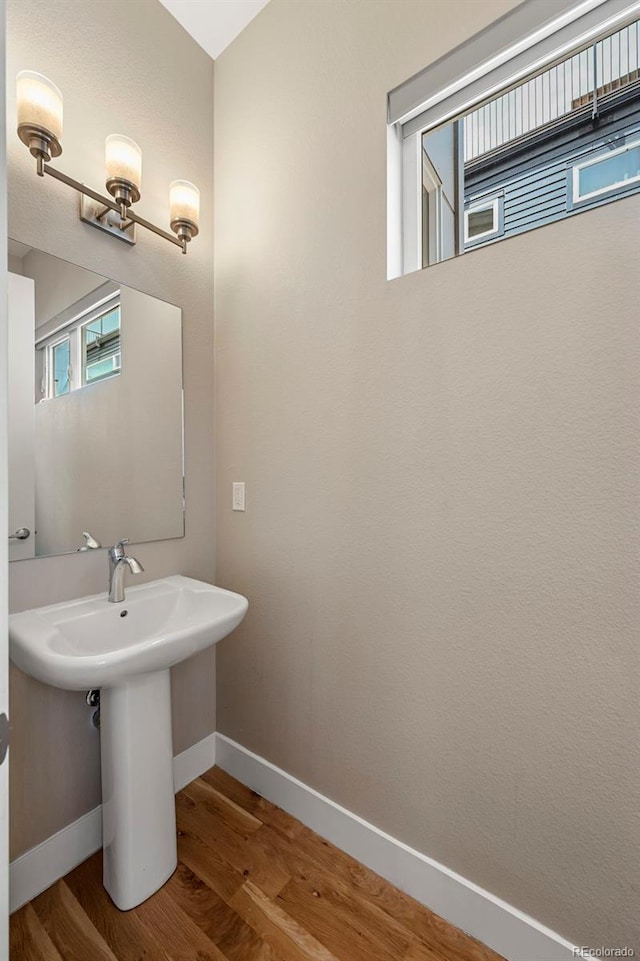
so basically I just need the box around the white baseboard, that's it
[10,805,103,916]
[173,732,216,793]
[215,733,594,961]
[9,728,595,961]
[9,732,217,914]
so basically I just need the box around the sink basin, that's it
[9,575,248,690]
[9,575,248,912]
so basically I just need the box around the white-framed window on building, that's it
[38,291,121,400]
[571,136,640,203]
[464,196,503,244]
[387,0,640,278]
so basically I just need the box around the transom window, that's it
[388,0,640,277]
[83,304,121,385]
[38,292,121,400]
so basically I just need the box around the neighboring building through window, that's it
[38,291,121,400]
[459,18,640,255]
[387,1,640,277]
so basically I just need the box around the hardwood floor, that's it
[10,767,505,961]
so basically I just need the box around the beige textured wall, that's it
[214,0,640,949]
[8,0,214,858]
[23,249,106,332]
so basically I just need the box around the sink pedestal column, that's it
[100,668,177,910]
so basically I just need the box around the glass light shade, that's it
[169,180,200,227]
[16,71,63,141]
[105,134,142,189]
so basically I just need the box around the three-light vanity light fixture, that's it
[16,71,200,254]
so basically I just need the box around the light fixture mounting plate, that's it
[79,193,137,246]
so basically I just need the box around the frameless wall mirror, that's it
[7,241,184,560]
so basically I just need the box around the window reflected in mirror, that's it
[7,243,185,561]
[38,292,122,400]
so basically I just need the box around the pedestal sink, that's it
[8,575,248,910]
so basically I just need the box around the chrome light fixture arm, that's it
[39,161,188,252]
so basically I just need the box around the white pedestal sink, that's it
[9,575,248,910]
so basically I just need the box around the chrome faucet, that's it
[107,539,144,603]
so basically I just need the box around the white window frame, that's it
[38,290,121,399]
[79,300,121,387]
[422,153,444,265]
[84,344,121,385]
[571,136,640,202]
[45,334,71,399]
[464,197,501,243]
[387,0,640,279]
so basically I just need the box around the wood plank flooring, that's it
[10,766,505,961]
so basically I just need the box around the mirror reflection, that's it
[8,242,184,560]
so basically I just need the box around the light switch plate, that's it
[232,482,245,511]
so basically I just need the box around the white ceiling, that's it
[159,0,269,60]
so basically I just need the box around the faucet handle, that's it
[108,538,130,561]
[82,531,102,550]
